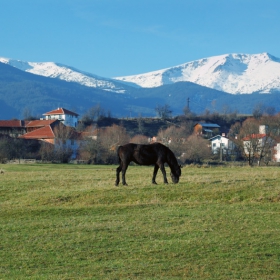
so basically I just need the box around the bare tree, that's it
[21,107,37,120]
[98,124,130,164]
[99,124,129,149]
[39,142,55,162]
[137,114,144,134]
[78,104,107,130]
[0,136,11,162]
[232,118,259,166]
[79,138,104,164]
[130,134,149,144]
[264,106,276,116]
[78,124,130,164]
[156,125,193,158]
[252,103,265,119]
[0,136,39,163]
[183,106,196,118]
[53,123,76,163]
[182,135,212,163]
[155,104,172,119]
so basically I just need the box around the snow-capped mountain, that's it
[114,53,280,94]
[2,53,280,95]
[0,57,126,93]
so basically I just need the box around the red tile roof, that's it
[242,134,266,141]
[0,120,29,127]
[19,125,55,139]
[26,119,57,128]
[43,108,79,116]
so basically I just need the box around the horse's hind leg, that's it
[152,165,159,184]
[115,165,122,186]
[121,163,128,186]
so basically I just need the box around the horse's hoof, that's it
[152,181,157,185]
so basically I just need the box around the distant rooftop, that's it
[43,108,79,116]
[195,123,220,128]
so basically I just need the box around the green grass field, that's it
[1,163,280,279]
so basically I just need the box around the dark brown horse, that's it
[115,142,181,186]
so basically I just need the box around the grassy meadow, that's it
[1,163,280,279]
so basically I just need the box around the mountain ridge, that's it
[114,52,280,94]
[2,52,280,95]
[1,53,280,119]
[0,57,128,93]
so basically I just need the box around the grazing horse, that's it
[115,142,181,186]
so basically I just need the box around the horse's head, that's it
[170,165,182,184]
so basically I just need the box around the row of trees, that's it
[0,136,40,163]
[2,111,280,165]
[154,102,276,121]
[80,113,280,166]
[79,123,211,164]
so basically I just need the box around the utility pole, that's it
[187,98,190,109]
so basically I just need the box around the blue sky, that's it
[1,0,279,77]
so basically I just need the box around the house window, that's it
[213,143,216,147]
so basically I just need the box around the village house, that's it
[273,143,280,162]
[19,119,81,159]
[0,107,81,159]
[25,119,59,135]
[43,108,79,128]
[209,134,236,155]
[242,125,276,163]
[0,120,29,137]
[242,125,267,154]
[193,122,220,138]
[242,134,269,155]
[19,119,61,144]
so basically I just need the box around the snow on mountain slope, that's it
[0,57,125,93]
[114,53,280,94]
[2,53,280,95]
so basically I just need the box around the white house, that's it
[242,125,272,156]
[273,143,280,162]
[43,108,79,128]
[242,134,268,155]
[209,135,236,155]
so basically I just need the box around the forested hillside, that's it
[0,63,136,119]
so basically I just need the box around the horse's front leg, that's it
[152,165,159,184]
[159,163,168,184]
